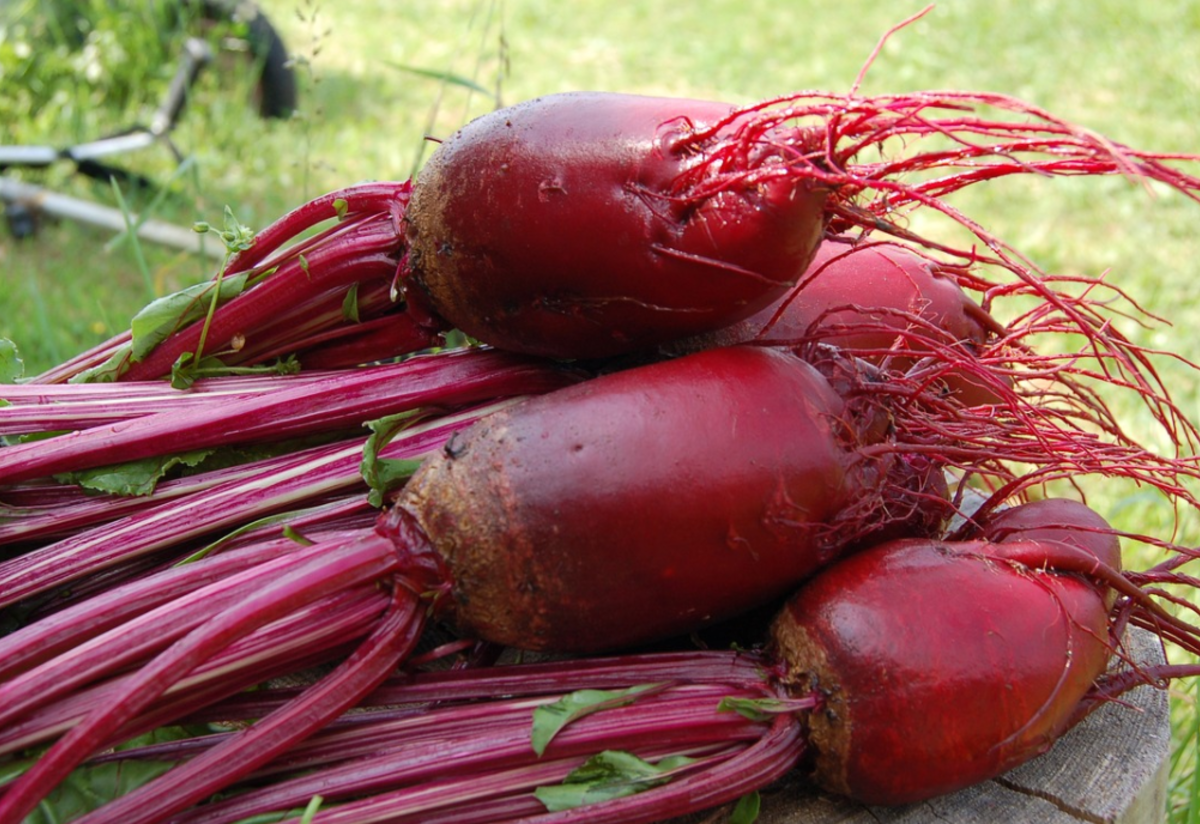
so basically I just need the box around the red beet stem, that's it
[75,579,425,824]
[0,583,384,758]
[0,397,529,609]
[0,532,403,822]
[0,348,562,485]
[0,534,298,682]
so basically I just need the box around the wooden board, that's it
[670,628,1170,824]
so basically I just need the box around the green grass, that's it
[3,0,1200,818]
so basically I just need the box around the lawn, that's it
[3,0,1200,819]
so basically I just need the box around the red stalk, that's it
[0,412,447,608]
[0,456,350,548]
[0,535,300,681]
[118,219,411,382]
[87,653,793,824]
[27,183,411,386]
[0,370,342,435]
[134,688,768,824]
[0,583,383,758]
[72,573,424,824]
[0,533,402,822]
[0,348,571,485]
[0,537,368,729]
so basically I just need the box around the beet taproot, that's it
[772,500,1117,805]
[389,343,917,652]
[402,92,831,359]
[673,239,1008,405]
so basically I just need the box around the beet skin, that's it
[675,240,1007,405]
[771,500,1116,805]
[404,92,829,359]
[391,345,899,653]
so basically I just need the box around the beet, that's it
[675,239,1008,405]
[403,92,830,359]
[772,503,1116,805]
[390,344,912,652]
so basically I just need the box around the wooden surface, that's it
[673,628,1170,824]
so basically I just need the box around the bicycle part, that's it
[0,35,213,195]
[151,37,214,139]
[0,146,58,171]
[0,176,225,260]
[193,0,298,119]
[5,201,37,240]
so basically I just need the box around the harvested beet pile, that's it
[5,21,1200,823]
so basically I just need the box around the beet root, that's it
[403,92,830,359]
[389,344,925,653]
[771,502,1116,805]
[673,239,1009,406]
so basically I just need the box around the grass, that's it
[3,0,1200,818]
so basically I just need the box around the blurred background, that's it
[2,0,1199,817]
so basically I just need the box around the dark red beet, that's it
[772,500,1116,805]
[979,497,1122,572]
[403,92,830,359]
[676,240,1008,405]
[390,345,920,652]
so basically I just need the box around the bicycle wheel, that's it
[189,0,298,119]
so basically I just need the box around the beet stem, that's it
[0,534,400,822]
[76,576,426,824]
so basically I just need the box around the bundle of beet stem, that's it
[6,11,1200,822]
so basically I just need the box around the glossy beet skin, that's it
[771,500,1116,806]
[388,345,891,653]
[403,92,830,359]
[978,497,1122,571]
[680,241,1006,405]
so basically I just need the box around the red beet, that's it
[675,240,1008,405]
[771,500,1117,805]
[403,92,830,359]
[73,500,1153,824]
[978,497,1122,571]
[0,344,940,824]
[37,86,1200,388]
[391,344,914,652]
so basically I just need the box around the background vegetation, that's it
[2,0,1199,819]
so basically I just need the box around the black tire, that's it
[192,0,298,119]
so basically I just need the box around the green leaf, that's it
[70,343,134,384]
[730,790,762,824]
[127,272,253,363]
[332,198,349,220]
[342,283,361,323]
[0,338,24,383]
[55,449,215,497]
[531,684,664,756]
[534,751,696,812]
[2,429,65,448]
[12,725,201,823]
[717,696,796,723]
[361,411,430,508]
